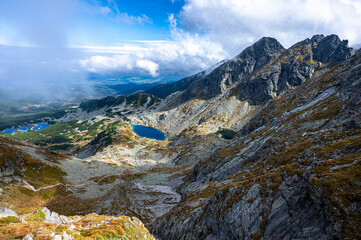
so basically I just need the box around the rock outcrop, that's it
[0,208,155,239]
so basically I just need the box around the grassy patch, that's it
[0,216,20,225]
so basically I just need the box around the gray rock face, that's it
[0,143,28,177]
[74,129,111,159]
[0,207,18,218]
[264,177,333,240]
[174,37,285,105]
[312,34,354,63]
[237,34,354,105]
[153,176,336,240]
[42,207,69,225]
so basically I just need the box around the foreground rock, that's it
[0,208,154,239]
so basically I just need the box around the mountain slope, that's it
[0,137,156,239]
[151,47,361,240]
[124,35,353,139]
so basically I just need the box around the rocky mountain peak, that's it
[236,34,355,105]
[311,34,325,43]
[165,37,285,107]
[236,37,285,69]
[165,35,355,108]
[236,37,285,71]
[311,34,354,63]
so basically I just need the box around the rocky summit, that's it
[0,34,360,239]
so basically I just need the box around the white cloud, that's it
[80,54,159,77]
[116,12,152,24]
[103,0,153,24]
[136,60,159,77]
[178,0,361,55]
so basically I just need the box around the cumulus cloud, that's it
[78,13,226,77]
[136,60,159,77]
[178,0,361,55]
[78,35,226,77]
[80,54,159,77]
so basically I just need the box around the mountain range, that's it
[0,34,360,239]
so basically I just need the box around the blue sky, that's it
[0,0,361,95]
[69,0,185,46]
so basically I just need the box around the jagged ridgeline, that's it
[0,34,360,239]
[79,93,160,113]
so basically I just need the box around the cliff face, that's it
[236,34,354,105]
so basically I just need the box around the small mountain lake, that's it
[32,123,50,131]
[131,125,166,141]
[3,128,18,134]
[3,123,50,134]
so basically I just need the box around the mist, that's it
[0,0,95,109]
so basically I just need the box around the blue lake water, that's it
[3,123,50,134]
[3,128,17,134]
[131,125,166,141]
[32,123,50,131]
[19,126,30,131]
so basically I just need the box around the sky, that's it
[0,0,361,97]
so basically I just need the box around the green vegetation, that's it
[0,216,21,225]
[0,108,67,130]
[0,119,110,152]
[49,144,75,151]
[28,210,45,222]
